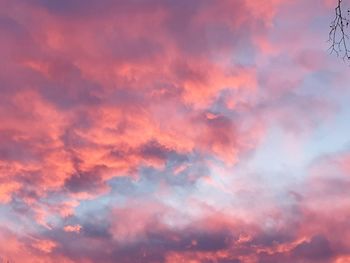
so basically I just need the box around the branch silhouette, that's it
[329,0,350,60]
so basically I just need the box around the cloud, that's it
[63,224,82,233]
[0,0,349,262]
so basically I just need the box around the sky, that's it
[1,0,350,262]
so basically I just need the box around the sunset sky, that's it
[1,0,350,262]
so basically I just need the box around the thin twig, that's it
[329,0,350,60]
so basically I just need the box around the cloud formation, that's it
[0,0,350,262]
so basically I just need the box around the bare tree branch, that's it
[329,0,350,60]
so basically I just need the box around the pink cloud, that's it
[0,0,349,262]
[64,224,82,233]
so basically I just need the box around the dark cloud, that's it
[291,235,334,261]
[139,140,174,162]
[64,167,107,193]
